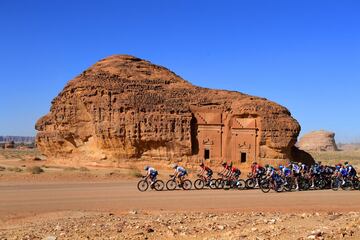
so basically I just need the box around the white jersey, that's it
[176,166,186,173]
[147,167,156,174]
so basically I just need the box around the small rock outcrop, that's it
[35,55,310,166]
[4,141,15,149]
[298,130,338,152]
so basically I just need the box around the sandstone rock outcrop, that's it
[35,55,309,167]
[298,130,338,152]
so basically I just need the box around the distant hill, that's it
[337,143,360,151]
[0,136,35,143]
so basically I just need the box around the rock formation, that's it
[298,130,338,152]
[35,55,311,167]
[4,141,15,149]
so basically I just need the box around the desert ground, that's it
[0,148,360,239]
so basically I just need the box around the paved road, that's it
[1,181,360,219]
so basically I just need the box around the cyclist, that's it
[251,162,265,187]
[345,162,357,179]
[172,163,188,185]
[339,164,349,185]
[144,166,158,188]
[220,162,233,178]
[291,162,301,189]
[266,166,281,189]
[230,164,242,179]
[199,162,213,183]
[310,162,322,188]
[251,162,265,177]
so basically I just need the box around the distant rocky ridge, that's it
[338,143,360,151]
[0,136,35,143]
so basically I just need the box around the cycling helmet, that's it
[222,162,227,167]
[336,165,341,170]
[344,161,349,166]
[200,162,204,167]
[265,164,269,168]
[172,163,178,169]
[144,166,149,171]
[279,165,283,170]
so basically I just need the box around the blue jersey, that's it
[283,167,292,177]
[340,168,348,177]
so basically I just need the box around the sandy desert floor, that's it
[0,181,360,239]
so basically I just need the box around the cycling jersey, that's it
[201,165,213,176]
[340,168,348,177]
[347,165,356,177]
[147,167,157,175]
[176,166,187,177]
[147,167,158,181]
[312,165,321,175]
[282,167,292,177]
[292,164,300,174]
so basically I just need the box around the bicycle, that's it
[215,173,246,190]
[194,174,217,190]
[260,178,285,193]
[166,174,192,190]
[245,172,266,189]
[137,176,165,192]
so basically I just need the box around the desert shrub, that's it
[0,166,6,171]
[27,166,44,174]
[63,167,78,171]
[79,167,89,172]
[129,166,142,178]
[7,167,23,172]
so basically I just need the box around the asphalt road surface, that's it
[1,181,360,219]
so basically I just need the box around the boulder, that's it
[298,130,338,152]
[35,55,310,167]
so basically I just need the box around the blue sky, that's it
[0,1,359,143]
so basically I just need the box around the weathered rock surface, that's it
[298,130,339,152]
[35,55,307,166]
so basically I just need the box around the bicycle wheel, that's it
[182,179,192,190]
[284,178,293,192]
[194,179,205,190]
[341,180,352,191]
[154,180,165,191]
[353,179,360,190]
[260,181,270,193]
[215,179,224,189]
[331,178,340,191]
[166,180,177,191]
[299,178,310,191]
[209,179,217,189]
[275,183,285,192]
[137,180,149,192]
[245,178,256,189]
[236,179,246,190]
